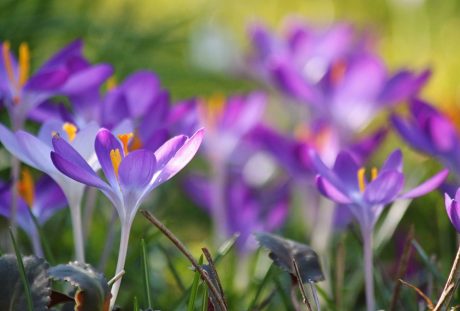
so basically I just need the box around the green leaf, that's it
[141,238,152,308]
[49,261,110,311]
[187,255,203,311]
[0,254,51,311]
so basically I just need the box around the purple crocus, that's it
[0,120,100,262]
[0,40,112,130]
[50,127,204,308]
[185,173,289,252]
[445,190,460,232]
[392,98,460,176]
[0,172,66,257]
[310,148,448,311]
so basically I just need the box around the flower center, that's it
[199,93,225,128]
[17,168,34,207]
[357,167,379,192]
[2,41,30,105]
[330,59,347,85]
[62,122,78,142]
[106,75,117,91]
[110,148,122,179]
[117,133,134,155]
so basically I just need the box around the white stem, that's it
[363,231,375,311]
[70,201,85,262]
[30,227,44,258]
[110,219,132,310]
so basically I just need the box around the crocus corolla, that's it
[445,189,460,233]
[310,148,448,311]
[50,127,204,308]
[0,120,99,261]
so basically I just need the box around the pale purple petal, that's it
[154,135,187,170]
[52,134,94,173]
[316,176,352,204]
[332,151,360,192]
[380,149,403,172]
[0,123,34,167]
[119,150,156,191]
[59,64,113,95]
[401,169,448,199]
[364,171,404,205]
[445,193,460,232]
[16,131,55,173]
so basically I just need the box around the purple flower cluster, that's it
[0,18,457,310]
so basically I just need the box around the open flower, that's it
[392,98,460,176]
[0,40,112,129]
[0,120,99,262]
[50,127,204,307]
[310,149,448,231]
[0,172,66,256]
[310,148,447,311]
[445,189,460,232]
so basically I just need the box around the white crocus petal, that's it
[16,131,57,173]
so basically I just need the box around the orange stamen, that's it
[118,133,133,155]
[357,167,366,192]
[2,41,15,88]
[17,168,34,207]
[62,122,78,142]
[371,167,378,181]
[18,42,30,88]
[130,133,143,151]
[330,60,347,85]
[110,149,122,178]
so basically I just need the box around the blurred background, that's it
[1,0,459,309]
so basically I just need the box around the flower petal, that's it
[52,134,95,174]
[95,128,123,189]
[332,151,360,192]
[316,176,352,204]
[16,131,55,173]
[150,129,204,190]
[119,150,156,192]
[400,169,448,199]
[60,64,113,95]
[445,193,460,233]
[380,149,403,172]
[364,171,404,205]
[154,135,187,170]
[0,123,34,167]
[51,151,108,191]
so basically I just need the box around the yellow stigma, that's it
[357,167,366,192]
[62,122,78,142]
[107,76,117,91]
[110,149,122,178]
[371,167,378,181]
[118,133,133,155]
[2,41,15,88]
[17,168,34,207]
[18,42,30,88]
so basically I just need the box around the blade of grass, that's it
[412,240,443,282]
[214,233,239,264]
[248,264,275,310]
[9,227,33,311]
[274,275,293,311]
[188,255,203,311]
[141,238,152,308]
[201,285,208,311]
[133,296,139,311]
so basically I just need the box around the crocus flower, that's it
[0,120,100,262]
[392,98,460,176]
[310,148,448,311]
[445,189,460,232]
[50,127,204,308]
[185,173,289,252]
[0,171,66,256]
[0,40,112,130]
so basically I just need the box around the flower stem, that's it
[363,232,375,311]
[30,227,44,258]
[110,219,132,310]
[10,155,20,238]
[70,201,85,262]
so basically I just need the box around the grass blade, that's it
[141,238,152,308]
[9,227,33,311]
[248,264,275,310]
[188,255,203,311]
[133,296,139,311]
[158,244,186,292]
[201,285,208,311]
[27,207,55,264]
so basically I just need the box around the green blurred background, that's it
[1,0,460,309]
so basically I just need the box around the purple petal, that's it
[332,151,360,192]
[0,123,34,167]
[95,128,123,189]
[401,169,448,199]
[378,69,430,103]
[316,176,352,204]
[183,175,213,211]
[121,70,161,117]
[59,64,113,95]
[51,151,108,190]
[364,171,404,205]
[52,134,93,173]
[154,135,187,170]
[309,149,347,193]
[25,68,70,90]
[391,114,434,153]
[119,150,156,191]
[16,131,54,172]
[33,175,67,223]
[380,149,403,172]
[151,129,204,189]
[39,39,84,71]
[445,193,460,232]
